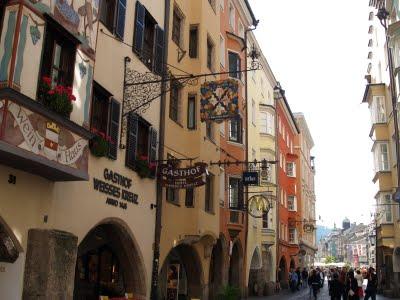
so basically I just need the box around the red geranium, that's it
[42,76,52,86]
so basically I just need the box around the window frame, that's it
[228,177,242,209]
[207,35,215,71]
[228,2,235,31]
[185,188,195,207]
[287,195,297,212]
[172,5,184,47]
[229,118,242,143]
[373,142,390,172]
[286,162,296,177]
[228,51,241,80]
[187,94,197,130]
[169,80,182,124]
[189,25,199,58]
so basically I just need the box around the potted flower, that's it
[89,128,114,157]
[135,155,157,178]
[38,76,76,118]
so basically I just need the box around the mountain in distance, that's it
[316,225,332,242]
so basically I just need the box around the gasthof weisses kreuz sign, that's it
[159,162,208,189]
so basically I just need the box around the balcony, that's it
[261,228,275,246]
[227,209,245,238]
[0,88,92,181]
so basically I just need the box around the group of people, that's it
[327,266,378,300]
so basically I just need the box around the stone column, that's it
[22,229,78,300]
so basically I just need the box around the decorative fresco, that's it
[200,79,239,122]
[29,0,100,52]
[0,99,89,171]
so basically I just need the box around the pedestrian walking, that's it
[364,267,378,300]
[302,267,309,290]
[308,269,321,300]
[346,271,359,300]
[329,273,344,300]
[355,269,364,298]
[296,267,302,290]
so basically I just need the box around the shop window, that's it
[169,81,182,124]
[229,118,242,143]
[189,25,198,58]
[172,5,184,47]
[229,177,243,209]
[185,188,194,207]
[205,173,214,212]
[40,24,76,87]
[126,112,157,172]
[100,0,126,39]
[134,1,164,74]
[228,51,241,79]
[90,82,121,159]
[187,95,196,129]
[207,36,215,70]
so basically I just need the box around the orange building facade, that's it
[276,92,301,286]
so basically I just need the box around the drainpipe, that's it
[150,0,170,299]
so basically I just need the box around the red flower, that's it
[42,76,51,85]
[69,94,76,101]
[99,132,105,139]
[149,162,157,169]
[140,155,148,161]
[48,90,55,95]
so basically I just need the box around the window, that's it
[228,51,241,79]
[205,173,214,212]
[187,95,196,129]
[134,2,164,74]
[206,121,213,140]
[185,188,194,207]
[229,118,242,143]
[238,21,244,38]
[278,117,282,133]
[380,193,393,223]
[260,112,274,135]
[288,196,297,211]
[207,37,215,70]
[126,112,157,172]
[251,99,256,125]
[189,25,198,58]
[166,155,180,203]
[169,81,182,123]
[373,142,390,172]
[289,228,297,244]
[219,168,225,206]
[370,96,386,123]
[100,0,126,39]
[40,24,76,87]
[262,212,268,228]
[286,162,296,177]
[172,6,184,47]
[90,83,121,159]
[229,177,243,209]
[228,3,235,30]
[220,35,225,67]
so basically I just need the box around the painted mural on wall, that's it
[200,79,239,122]
[0,99,88,171]
[29,0,100,52]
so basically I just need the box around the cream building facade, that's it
[0,0,165,299]
[245,30,278,296]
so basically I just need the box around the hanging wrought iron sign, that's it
[200,79,239,122]
[159,162,208,189]
[247,194,271,218]
[303,223,316,233]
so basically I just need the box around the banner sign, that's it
[159,162,207,189]
[242,171,259,185]
[200,79,239,122]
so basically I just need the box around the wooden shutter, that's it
[115,0,127,39]
[126,112,139,169]
[133,1,145,54]
[148,127,157,163]
[154,25,164,75]
[108,98,120,159]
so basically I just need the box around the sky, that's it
[249,0,375,228]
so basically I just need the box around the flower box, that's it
[135,155,156,179]
[89,128,114,157]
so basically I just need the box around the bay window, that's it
[370,96,386,124]
[260,112,274,135]
[286,162,296,177]
[228,51,241,79]
[289,228,297,244]
[229,177,243,209]
[378,193,393,223]
[288,196,297,211]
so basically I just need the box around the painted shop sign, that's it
[93,168,138,210]
[200,79,239,122]
[159,163,207,189]
[242,171,259,185]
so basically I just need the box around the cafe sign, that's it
[159,162,208,189]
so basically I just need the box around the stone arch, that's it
[229,239,243,289]
[248,246,263,296]
[209,237,226,299]
[278,256,288,289]
[73,218,147,299]
[0,215,23,263]
[160,243,204,300]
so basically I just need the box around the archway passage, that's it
[278,256,288,289]
[160,244,203,300]
[209,239,224,299]
[73,222,146,300]
[229,242,242,288]
[248,247,263,296]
